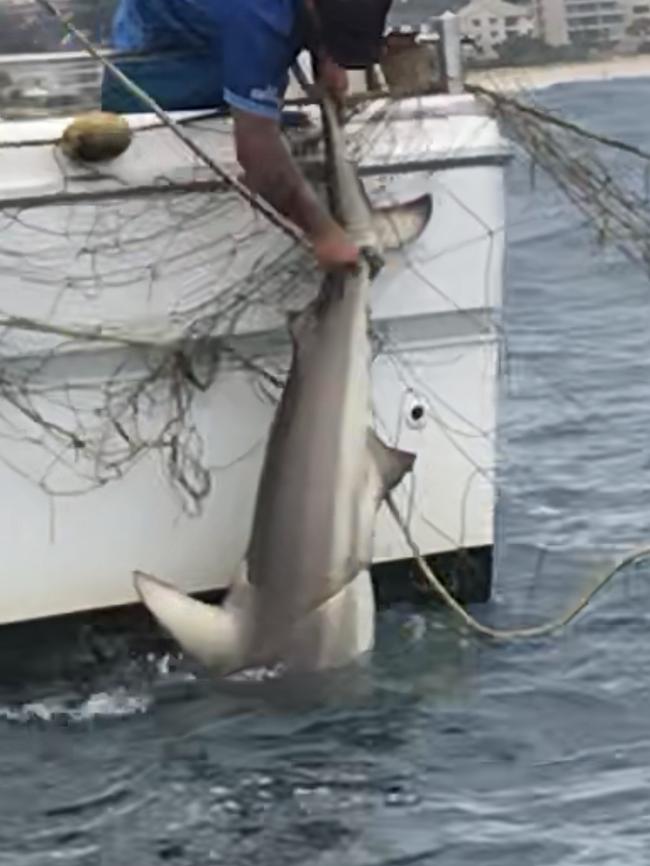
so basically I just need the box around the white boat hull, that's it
[0,93,507,624]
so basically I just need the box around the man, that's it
[102,0,392,270]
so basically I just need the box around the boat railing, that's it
[0,13,466,121]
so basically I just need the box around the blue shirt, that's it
[103,0,302,118]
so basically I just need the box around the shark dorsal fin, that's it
[367,429,416,496]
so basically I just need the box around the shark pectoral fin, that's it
[368,429,416,496]
[133,571,248,675]
[372,194,432,252]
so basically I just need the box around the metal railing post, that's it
[436,12,464,94]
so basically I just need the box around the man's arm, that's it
[233,109,358,269]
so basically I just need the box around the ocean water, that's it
[2,77,650,865]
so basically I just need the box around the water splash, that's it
[0,688,152,724]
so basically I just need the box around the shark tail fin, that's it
[368,429,416,497]
[133,571,249,675]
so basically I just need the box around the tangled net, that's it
[1,40,649,567]
[468,81,650,271]
[0,135,320,511]
[0,80,507,553]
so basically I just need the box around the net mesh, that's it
[0,81,502,567]
[0,160,318,508]
[2,41,649,571]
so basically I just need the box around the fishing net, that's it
[2,13,650,597]
[0,130,316,509]
[468,81,650,270]
[0,98,501,603]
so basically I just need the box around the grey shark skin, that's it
[134,96,432,676]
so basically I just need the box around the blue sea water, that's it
[1,77,650,866]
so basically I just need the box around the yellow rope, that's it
[386,494,650,640]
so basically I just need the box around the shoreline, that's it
[466,54,650,91]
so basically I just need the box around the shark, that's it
[134,95,432,676]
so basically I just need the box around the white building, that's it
[535,0,628,45]
[458,0,537,59]
[535,0,570,43]
[620,0,650,32]
[565,0,626,42]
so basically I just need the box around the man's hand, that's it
[317,54,348,105]
[302,0,348,105]
[312,221,359,270]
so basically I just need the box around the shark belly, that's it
[280,569,375,672]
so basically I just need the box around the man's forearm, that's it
[233,109,332,242]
